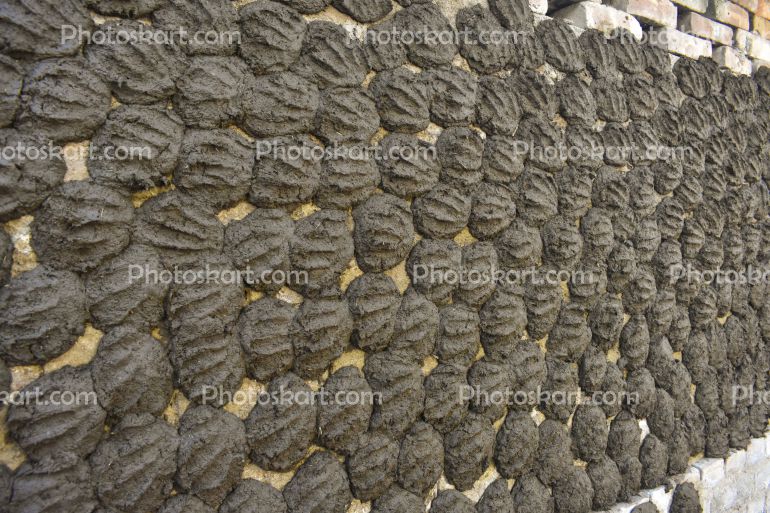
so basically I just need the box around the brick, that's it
[736,28,770,58]
[672,0,709,12]
[733,486,752,513]
[734,0,760,12]
[737,472,757,503]
[605,504,636,513]
[747,31,770,58]
[607,497,647,513]
[679,11,734,44]
[746,438,766,464]
[759,0,770,17]
[693,458,726,487]
[648,27,713,58]
[553,2,643,39]
[755,461,770,490]
[608,0,678,27]
[749,41,770,57]
[754,14,770,38]
[725,449,749,473]
[710,484,739,512]
[710,0,751,29]
[549,0,600,11]
[671,466,701,485]
[736,26,752,47]
[642,486,674,512]
[713,45,754,73]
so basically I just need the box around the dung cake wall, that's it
[0,0,769,513]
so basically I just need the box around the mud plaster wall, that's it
[1,0,770,512]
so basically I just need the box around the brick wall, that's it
[552,0,770,74]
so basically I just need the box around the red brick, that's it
[709,0,751,29]
[733,0,759,12]
[758,0,770,17]
[754,13,770,36]
[608,0,678,27]
[649,27,713,58]
[679,11,734,44]
[671,0,709,13]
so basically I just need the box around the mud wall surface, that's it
[0,1,769,513]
